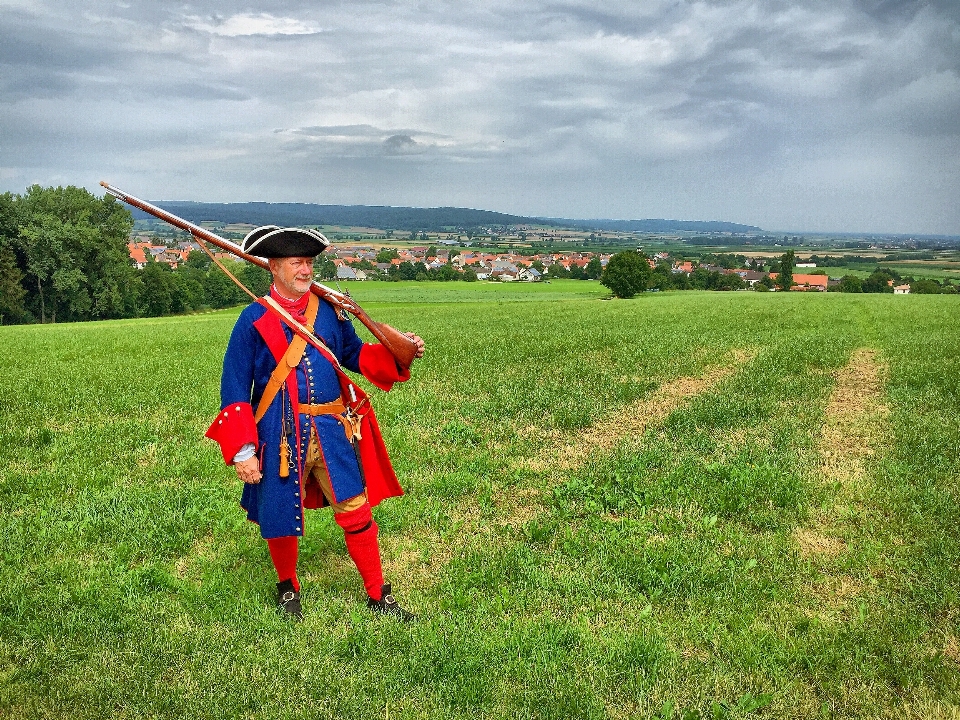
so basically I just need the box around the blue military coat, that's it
[207,294,407,539]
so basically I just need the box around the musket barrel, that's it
[101,181,417,368]
[101,181,272,272]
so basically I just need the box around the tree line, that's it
[0,185,270,324]
[599,250,775,297]
[599,248,958,298]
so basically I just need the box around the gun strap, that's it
[254,293,320,423]
[193,234,258,301]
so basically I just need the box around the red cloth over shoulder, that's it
[358,343,411,391]
[205,402,258,464]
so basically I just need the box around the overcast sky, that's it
[1,1,958,234]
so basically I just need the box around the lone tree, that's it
[837,275,863,293]
[585,255,602,279]
[601,251,650,298]
[862,269,895,293]
[775,249,795,291]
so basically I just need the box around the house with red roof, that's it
[129,246,148,269]
[770,273,829,291]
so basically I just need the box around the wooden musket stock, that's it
[100,181,417,369]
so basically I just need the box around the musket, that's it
[100,181,418,369]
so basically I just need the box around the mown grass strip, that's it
[816,348,890,491]
[547,347,757,472]
[795,347,890,560]
[798,347,892,624]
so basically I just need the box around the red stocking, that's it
[266,535,300,591]
[335,503,385,600]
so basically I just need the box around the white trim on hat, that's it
[241,225,280,254]
[245,227,330,256]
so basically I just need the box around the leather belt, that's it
[299,399,346,416]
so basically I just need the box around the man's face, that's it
[270,256,314,298]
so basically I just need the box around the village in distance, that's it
[129,216,960,296]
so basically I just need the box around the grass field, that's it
[834,263,960,281]
[1,281,958,719]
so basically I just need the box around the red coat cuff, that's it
[205,402,258,465]
[358,343,411,391]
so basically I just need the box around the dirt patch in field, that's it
[490,486,543,528]
[137,442,159,468]
[811,574,863,602]
[680,645,711,662]
[794,528,846,558]
[944,634,960,665]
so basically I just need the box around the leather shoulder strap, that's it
[303,292,320,330]
[253,294,320,423]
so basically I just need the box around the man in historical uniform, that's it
[205,225,423,621]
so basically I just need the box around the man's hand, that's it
[236,456,262,484]
[405,332,425,359]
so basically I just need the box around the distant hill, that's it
[130,202,540,232]
[562,218,763,234]
[129,200,761,234]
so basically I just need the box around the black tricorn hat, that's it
[242,226,330,258]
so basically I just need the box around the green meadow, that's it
[1,281,957,719]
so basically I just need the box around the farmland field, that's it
[1,281,958,719]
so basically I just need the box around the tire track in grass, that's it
[542,347,757,474]
[816,348,889,493]
[795,347,889,614]
[384,347,757,589]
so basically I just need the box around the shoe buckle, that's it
[281,591,296,603]
[383,594,396,605]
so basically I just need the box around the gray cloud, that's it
[382,134,419,155]
[293,125,387,137]
[1,0,958,233]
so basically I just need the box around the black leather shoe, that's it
[367,583,416,622]
[276,579,303,621]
